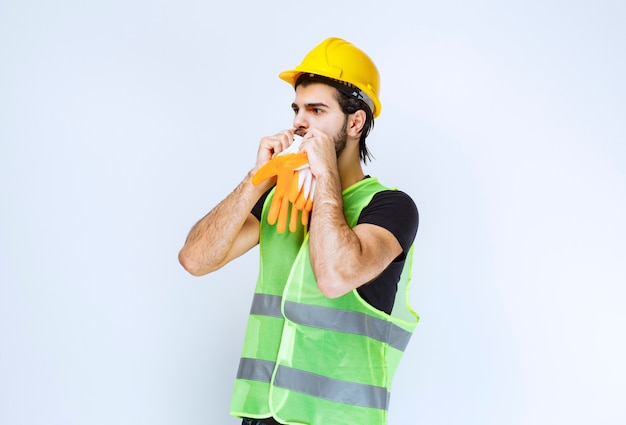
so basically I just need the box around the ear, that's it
[347,109,367,138]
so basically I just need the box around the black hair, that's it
[335,90,374,163]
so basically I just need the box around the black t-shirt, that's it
[251,179,419,314]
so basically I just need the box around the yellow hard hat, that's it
[279,37,382,118]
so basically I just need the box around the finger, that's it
[275,165,294,198]
[304,181,314,212]
[282,152,309,169]
[294,185,307,210]
[275,130,296,155]
[276,195,290,233]
[259,131,295,158]
[289,170,300,203]
[267,193,282,225]
[300,168,312,198]
[309,178,316,201]
[289,202,299,233]
[251,161,278,185]
[277,134,304,157]
[259,137,283,159]
[304,197,313,213]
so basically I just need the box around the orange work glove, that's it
[252,135,316,233]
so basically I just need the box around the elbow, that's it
[178,248,211,277]
[311,257,356,298]
[315,271,351,299]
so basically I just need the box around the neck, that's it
[336,145,365,191]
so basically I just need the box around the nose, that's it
[293,109,308,132]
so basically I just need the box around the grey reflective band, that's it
[249,294,412,351]
[284,301,412,352]
[236,358,390,411]
[236,357,274,383]
[250,293,283,318]
[274,365,390,410]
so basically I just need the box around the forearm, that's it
[308,172,363,297]
[179,169,270,275]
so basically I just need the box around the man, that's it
[178,37,419,425]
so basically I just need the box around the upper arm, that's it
[349,190,418,287]
[357,190,419,260]
[311,189,418,298]
[313,222,403,298]
[352,223,403,284]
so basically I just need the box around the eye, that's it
[313,108,323,114]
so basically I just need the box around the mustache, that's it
[294,128,307,138]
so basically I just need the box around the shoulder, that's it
[361,189,419,229]
[358,189,419,257]
[372,189,418,214]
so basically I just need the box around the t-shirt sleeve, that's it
[251,188,272,221]
[357,190,419,261]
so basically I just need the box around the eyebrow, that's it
[292,102,329,110]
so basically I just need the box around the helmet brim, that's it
[278,69,301,88]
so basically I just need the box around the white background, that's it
[1,1,625,424]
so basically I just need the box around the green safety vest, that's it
[230,177,419,425]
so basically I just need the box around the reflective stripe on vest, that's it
[237,357,390,410]
[250,293,282,318]
[250,293,413,352]
[237,357,274,383]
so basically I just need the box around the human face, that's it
[292,82,349,157]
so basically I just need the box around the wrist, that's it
[314,168,340,191]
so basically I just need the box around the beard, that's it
[333,129,347,158]
[295,115,349,158]
[333,116,349,158]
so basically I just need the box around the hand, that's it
[252,135,316,233]
[255,130,296,171]
[297,129,338,180]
